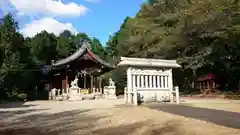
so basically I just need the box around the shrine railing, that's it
[49,88,69,101]
[125,68,179,105]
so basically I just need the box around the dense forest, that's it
[0,14,110,101]
[106,0,240,96]
[1,0,240,101]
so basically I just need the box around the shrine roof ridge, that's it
[118,57,181,68]
[52,41,115,68]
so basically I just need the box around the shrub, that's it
[17,93,28,101]
[224,92,240,100]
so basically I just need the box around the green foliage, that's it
[0,14,27,100]
[57,30,76,59]
[16,93,28,101]
[0,14,110,101]
[2,0,240,100]
[30,31,58,64]
[105,0,240,92]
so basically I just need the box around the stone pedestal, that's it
[104,86,118,99]
[68,87,83,101]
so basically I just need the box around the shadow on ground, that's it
[0,108,49,118]
[91,120,184,135]
[147,104,240,129]
[0,102,37,108]
[0,109,102,135]
[0,102,186,135]
[1,118,185,135]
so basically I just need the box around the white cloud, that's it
[8,0,88,17]
[84,0,100,3]
[0,0,15,15]
[20,17,78,37]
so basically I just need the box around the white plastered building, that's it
[118,57,181,105]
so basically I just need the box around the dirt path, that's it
[0,99,239,135]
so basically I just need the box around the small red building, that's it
[197,73,219,93]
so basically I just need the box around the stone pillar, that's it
[141,75,144,88]
[51,88,56,100]
[153,75,156,88]
[124,87,128,103]
[175,86,180,104]
[136,75,140,88]
[157,76,160,88]
[132,75,136,104]
[169,69,174,103]
[49,88,53,100]
[145,75,148,88]
[161,76,164,88]
[127,68,132,104]
[165,75,168,88]
[133,91,138,105]
[149,75,152,88]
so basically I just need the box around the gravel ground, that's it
[0,99,239,135]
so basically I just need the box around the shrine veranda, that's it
[47,41,181,105]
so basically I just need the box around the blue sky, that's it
[0,0,145,45]
[70,0,144,44]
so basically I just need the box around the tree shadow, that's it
[0,103,188,135]
[0,109,106,135]
[1,119,185,135]
[91,121,146,135]
[0,108,49,118]
[90,119,184,135]
[146,120,184,135]
[147,104,240,129]
[0,102,37,108]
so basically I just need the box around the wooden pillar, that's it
[93,76,96,92]
[66,74,68,93]
[84,74,86,89]
[98,77,102,94]
[203,81,205,90]
[213,81,216,89]
[49,82,53,100]
[199,82,201,90]
[90,75,93,93]
[61,73,65,94]
[207,80,210,89]
[96,77,99,93]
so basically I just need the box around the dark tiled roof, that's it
[52,41,115,69]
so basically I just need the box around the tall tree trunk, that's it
[191,69,196,89]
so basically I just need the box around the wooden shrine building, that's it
[196,73,219,93]
[48,41,115,95]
